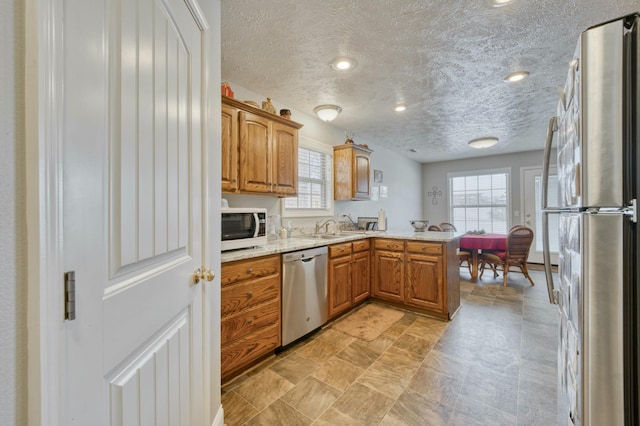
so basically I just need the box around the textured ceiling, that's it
[221,0,638,163]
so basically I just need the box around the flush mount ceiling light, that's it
[504,70,530,82]
[314,104,342,121]
[489,0,514,7]
[468,136,499,149]
[394,104,407,112]
[331,57,356,71]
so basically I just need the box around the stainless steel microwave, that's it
[221,207,268,251]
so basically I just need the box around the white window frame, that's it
[282,136,334,218]
[447,167,511,233]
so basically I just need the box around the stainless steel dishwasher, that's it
[281,246,328,346]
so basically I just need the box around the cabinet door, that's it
[328,255,352,318]
[351,250,370,304]
[372,249,404,302]
[239,111,271,193]
[221,104,238,192]
[405,252,443,312]
[272,121,298,196]
[353,152,370,199]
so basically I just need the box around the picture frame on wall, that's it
[374,169,383,183]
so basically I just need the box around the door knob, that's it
[192,267,215,284]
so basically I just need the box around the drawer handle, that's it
[247,291,253,298]
[247,268,253,273]
[247,319,253,325]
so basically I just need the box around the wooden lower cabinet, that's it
[372,238,460,319]
[328,240,371,319]
[221,254,281,381]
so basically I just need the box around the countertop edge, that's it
[221,231,463,263]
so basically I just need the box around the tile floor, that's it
[221,267,558,425]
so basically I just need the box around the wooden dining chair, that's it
[432,222,471,273]
[479,226,535,286]
[428,225,443,231]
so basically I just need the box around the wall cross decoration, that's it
[428,186,442,205]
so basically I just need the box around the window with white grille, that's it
[448,169,510,233]
[283,138,333,217]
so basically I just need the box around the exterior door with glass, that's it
[522,167,559,264]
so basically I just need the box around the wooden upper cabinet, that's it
[221,96,302,197]
[221,104,238,192]
[333,144,373,200]
[239,111,271,193]
[271,121,298,196]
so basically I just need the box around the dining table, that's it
[459,233,508,278]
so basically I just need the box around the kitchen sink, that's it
[295,234,346,240]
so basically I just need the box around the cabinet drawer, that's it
[221,275,280,317]
[406,241,443,255]
[221,255,280,287]
[374,238,405,251]
[221,323,280,379]
[221,300,280,346]
[352,239,370,252]
[329,242,352,258]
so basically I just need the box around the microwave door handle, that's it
[253,213,260,237]
[542,116,559,305]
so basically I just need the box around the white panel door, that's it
[522,167,559,265]
[62,0,210,424]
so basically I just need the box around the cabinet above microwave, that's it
[221,96,303,197]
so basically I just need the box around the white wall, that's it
[421,149,556,228]
[221,82,423,234]
[1,0,27,424]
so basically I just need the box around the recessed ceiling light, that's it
[394,104,406,112]
[504,71,529,82]
[331,57,356,71]
[489,0,513,7]
[468,137,499,149]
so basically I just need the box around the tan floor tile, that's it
[234,368,295,411]
[312,406,364,426]
[244,399,312,426]
[312,356,364,392]
[448,396,517,426]
[420,348,470,383]
[408,365,462,407]
[336,341,380,369]
[356,333,396,354]
[296,329,355,363]
[281,376,342,420]
[220,391,258,426]
[331,382,395,425]
[391,333,434,357]
[380,388,452,426]
[269,352,320,384]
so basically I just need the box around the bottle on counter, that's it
[286,221,292,238]
[279,227,288,240]
[378,209,386,231]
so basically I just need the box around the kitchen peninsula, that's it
[220,230,461,381]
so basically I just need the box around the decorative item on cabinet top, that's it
[222,96,303,128]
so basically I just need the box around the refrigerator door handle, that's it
[542,117,560,305]
[541,116,558,210]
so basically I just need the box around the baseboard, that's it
[212,404,224,426]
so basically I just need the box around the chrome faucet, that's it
[315,219,336,235]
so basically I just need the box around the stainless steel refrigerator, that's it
[541,13,639,426]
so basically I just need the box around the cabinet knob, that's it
[247,319,253,325]
[247,268,253,273]
[247,291,253,298]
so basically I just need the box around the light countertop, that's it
[221,230,462,263]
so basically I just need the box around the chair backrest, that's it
[507,226,534,262]
[438,222,457,232]
[428,225,443,231]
